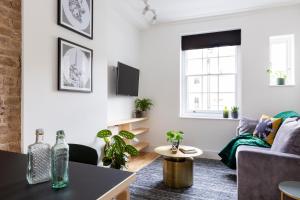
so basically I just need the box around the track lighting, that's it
[142,0,158,24]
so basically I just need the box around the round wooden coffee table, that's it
[154,145,203,188]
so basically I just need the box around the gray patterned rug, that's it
[130,158,237,200]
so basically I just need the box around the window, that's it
[269,34,295,86]
[181,46,239,117]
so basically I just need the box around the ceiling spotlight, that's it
[142,5,150,15]
[152,15,157,24]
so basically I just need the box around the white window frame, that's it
[180,46,240,119]
[269,34,295,86]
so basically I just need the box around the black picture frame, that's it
[58,38,93,93]
[58,0,94,39]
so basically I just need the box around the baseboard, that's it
[146,146,221,160]
[199,150,221,160]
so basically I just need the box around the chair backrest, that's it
[68,144,98,165]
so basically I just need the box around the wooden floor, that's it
[127,152,160,172]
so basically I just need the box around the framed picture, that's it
[58,0,93,39]
[58,38,93,93]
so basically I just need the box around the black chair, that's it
[68,144,98,165]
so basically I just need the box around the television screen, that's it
[116,62,140,96]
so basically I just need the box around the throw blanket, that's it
[218,134,270,169]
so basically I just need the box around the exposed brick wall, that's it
[0,0,21,152]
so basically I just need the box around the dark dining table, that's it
[0,150,136,200]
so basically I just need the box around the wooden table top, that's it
[154,145,203,158]
[0,151,135,200]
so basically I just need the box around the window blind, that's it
[181,29,241,51]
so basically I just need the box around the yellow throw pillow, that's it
[253,114,282,145]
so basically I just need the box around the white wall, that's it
[107,5,141,122]
[22,0,143,153]
[22,0,108,152]
[140,5,300,157]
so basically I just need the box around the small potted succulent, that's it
[231,106,239,119]
[134,98,153,118]
[166,131,184,154]
[267,69,287,85]
[223,106,229,118]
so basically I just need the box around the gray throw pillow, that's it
[271,117,300,155]
[236,117,259,136]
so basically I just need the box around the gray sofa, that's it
[236,117,300,200]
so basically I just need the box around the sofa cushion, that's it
[253,114,282,145]
[271,117,300,155]
[236,117,259,135]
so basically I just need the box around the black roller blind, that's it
[182,29,241,51]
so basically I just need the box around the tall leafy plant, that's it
[97,130,139,169]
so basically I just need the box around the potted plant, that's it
[135,98,153,118]
[166,131,184,154]
[97,129,139,170]
[267,69,287,85]
[223,106,229,118]
[231,106,239,119]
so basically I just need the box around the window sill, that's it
[269,84,296,87]
[179,113,240,121]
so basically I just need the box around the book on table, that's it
[179,147,197,154]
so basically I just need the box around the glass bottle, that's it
[26,129,51,184]
[51,130,69,189]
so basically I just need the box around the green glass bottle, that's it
[51,130,69,189]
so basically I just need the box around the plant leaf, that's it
[119,130,135,139]
[125,145,139,156]
[112,135,126,152]
[97,129,112,138]
[102,157,112,166]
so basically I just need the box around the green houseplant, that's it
[267,69,287,85]
[166,131,184,153]
[135,98,153,118]
[97,129,139,169]
[231,106,239,119]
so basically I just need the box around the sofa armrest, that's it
[237,147,300,200]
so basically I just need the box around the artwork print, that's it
[58,38,93,93]
[58,0,93,39]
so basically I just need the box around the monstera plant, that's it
[97,129,139,169]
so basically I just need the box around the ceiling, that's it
[126,0,300,24]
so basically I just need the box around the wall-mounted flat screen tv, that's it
[116,62,139,96]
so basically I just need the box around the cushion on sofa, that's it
[271,117,300,155]
[253,114,282,145]
[236,117,259,135]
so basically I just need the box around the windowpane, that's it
[186,59,202,75]
[219,46,236,57]
[219,93,235,109]
[203,48,218,58]
[208,93,218,111]
[269,35,295,85]
[209,75,218,93]
[270,42,287,71]
[188,93,202,111]
[219,75,235,93]
[219,57,236,74]
[182,45,239,115]
[209,58,219,74]
[187,76,202,93]
[187,49,202,59]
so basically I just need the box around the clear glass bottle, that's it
[51,130,69,189]
[26,129,51,184]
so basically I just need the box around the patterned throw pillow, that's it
[253,114,282,145]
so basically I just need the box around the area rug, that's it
[130,158,237,200]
